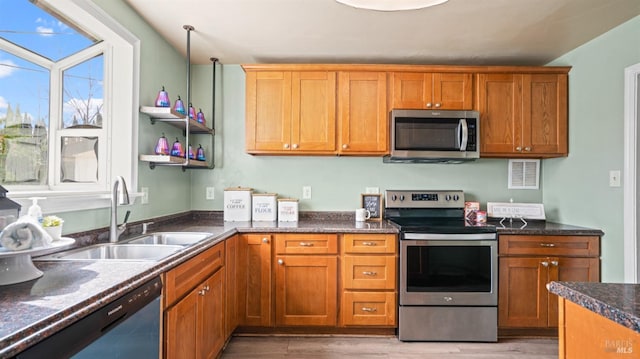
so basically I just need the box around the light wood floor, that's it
[221,335,558,359]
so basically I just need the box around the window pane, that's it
[63,54,103,129]
[0,0,98,61]
[0,50,49,185]
[61,136,98,183]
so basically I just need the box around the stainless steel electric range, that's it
[385,190,498,342]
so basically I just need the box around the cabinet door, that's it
[498,257,548,328]
[200,268,225,359]
[522,74,568,156]
[433,73,473,110]
[291,71,336,153]
[476,73,523,155]
[390,72,432,109]
[275,255,338,326]
[245,71,292,152]
[338,72,388,154]
[225,235,239,339]
[547,257,600,327]
[239,234,272,326]
[165,288,199,359]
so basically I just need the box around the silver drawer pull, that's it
[361,307,377,312]
[299,242,314,247]
[362,242,377,246]
[362,271,377,276]
[540,243,556,247]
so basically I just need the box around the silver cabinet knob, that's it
[262,237,269,243]
[516,146,522,151]
[426,102,432,108]
[292,144,299,149]
[435,103,441,108]
[551,260,559,266]
[278,259,284,265]
[342,144,348,149]
[524,147,531,151]
[541,261,549,267]
[284,143,290,149]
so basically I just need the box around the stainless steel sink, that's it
[124,232,212,246]
[37,243,184,261]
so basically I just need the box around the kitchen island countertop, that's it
[548,281,640,333]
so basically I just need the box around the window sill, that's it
[9,191,143,214]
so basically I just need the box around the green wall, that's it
[545,15,640,282]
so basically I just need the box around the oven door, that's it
[400,235,497,306]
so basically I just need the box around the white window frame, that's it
[1,0,140,213]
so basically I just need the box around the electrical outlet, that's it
[365,187,380,194]
[206,187,215,200]
[302,186,312,199]
[141,187,149,204]
[609,170,621,187]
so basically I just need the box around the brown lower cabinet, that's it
[498,235,600,329]
[163,241,225,359]
[236,232,397,330]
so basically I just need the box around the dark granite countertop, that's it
[548,281,640,333]
[0,217,396,357]
[0,212,602,357]
[493,220,604,236]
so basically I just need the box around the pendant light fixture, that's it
[335,0,448,11]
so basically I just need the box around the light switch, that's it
[609,170,621,187]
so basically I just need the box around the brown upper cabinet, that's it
[390,72,473,110]
[245,70,336,154]
[338,72,388,155]
[476,72,568,158]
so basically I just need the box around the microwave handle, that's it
[459,119,468,151]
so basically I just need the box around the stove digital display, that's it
[412,193,438,201]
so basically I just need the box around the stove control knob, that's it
[445,195,451,201]
[391,195,397,201]
[453,195,459,201]
[399,195,405,201]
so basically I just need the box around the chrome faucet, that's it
[110,176,131,242]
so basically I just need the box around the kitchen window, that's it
[0,0,139,212]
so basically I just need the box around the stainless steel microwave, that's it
[385,109,480,163]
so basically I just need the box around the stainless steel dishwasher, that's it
[17,276,162,358]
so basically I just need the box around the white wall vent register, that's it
[508,159,540,189]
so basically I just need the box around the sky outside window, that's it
[0,0,101,129]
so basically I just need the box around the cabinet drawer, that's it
[164,241,225,307]
[342,234,397,254]
[342,255,396,290]
[499,235,599,257]
[341,291,396,326]
[276,234,338,254]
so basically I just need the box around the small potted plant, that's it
[42,215,64,241]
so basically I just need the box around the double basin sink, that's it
[37,232,213,261]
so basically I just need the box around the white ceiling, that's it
[124,0,640,66]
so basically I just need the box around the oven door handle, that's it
[403,232,496,240]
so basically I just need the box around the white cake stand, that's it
[0,237,75,285]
